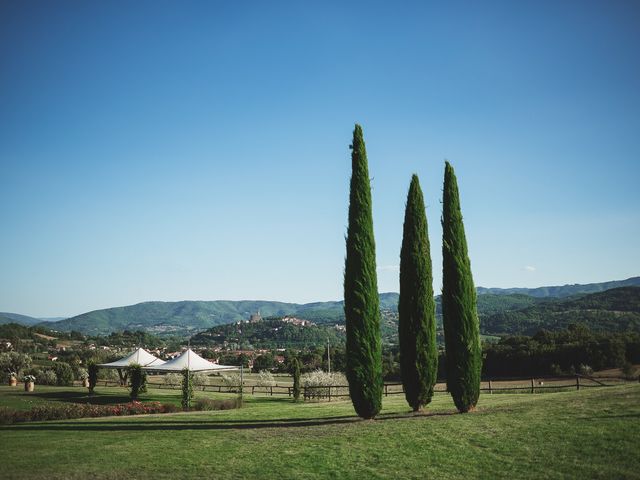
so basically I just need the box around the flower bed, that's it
[0,401,180,425]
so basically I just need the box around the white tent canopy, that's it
[144,348,237,372]
[98,347,166,369]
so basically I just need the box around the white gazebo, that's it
[143,348,236,373]
[98,347,166,385]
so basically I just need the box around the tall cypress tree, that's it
[441,161,482,413]
[292,357,301,402]
[399,174,438,411]
[344,123,382,419]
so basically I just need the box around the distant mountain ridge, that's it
[477,276,640,297]
[0,312,45,326]
[1,277,638,335]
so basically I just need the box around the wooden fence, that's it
[77,374,638,401]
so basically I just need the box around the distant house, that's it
[249,311,262,323]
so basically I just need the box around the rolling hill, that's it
[4,277,636,337]
[476,276,640,298]
[0,312,44,326]
[481,286,640,335]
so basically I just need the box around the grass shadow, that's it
[20,391,137,406]
[2,410,459,432]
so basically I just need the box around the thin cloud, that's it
[524,265,536,272]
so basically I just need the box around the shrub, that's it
[98,368,119,381]
[164,373,181,386]
[621,361,637,380]
[53,362,74,386]
[192,372,209,386]
[0,401,180,424]
[256,370,275,391]
[578,364,593,376]
[221,373,241,393]
[39,369,58,386]
[77,367,89,380]
[0,352,32,377]
[301,370,348,400]
[127,364,147,400]
[550,364,563,376]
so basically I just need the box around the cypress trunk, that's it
[441,161,481,413]
[344,124,382,419]
[399,174,438,411]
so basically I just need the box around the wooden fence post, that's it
[576,375,580,391]
[531,378,535,394]
[488,380,492,394]
[384,384,388,397]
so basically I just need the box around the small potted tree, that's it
[8,371,18,387]
[23,374,36,392]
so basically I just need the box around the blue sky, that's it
[1,1,639,317]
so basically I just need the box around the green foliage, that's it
[53,361,74,386]
[26,368,57,385]
[127,364,147,400]
[192,318,345,350]
[621,361,637,379]
[252,352,276,372]
[398,175,438,411]
[483,327,638,377]
[292,357,301,402]
[0,401,178,424]
[256,370,275,390]
[343,124,382,419]
[88,362,99,393]
[181,368,194,410]
[0,352,32,377]
[482,287,640,335]
[441,161,481,413]
[301,370,348,400]
[96,330,171,349]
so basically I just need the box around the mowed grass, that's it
[0,384,639,479]
[0,385,240,410]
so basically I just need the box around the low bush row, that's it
[0,401,180,424]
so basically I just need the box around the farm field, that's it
[0,384,638,479]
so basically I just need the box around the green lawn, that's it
[0,384,639,479]
[0,385,240,410]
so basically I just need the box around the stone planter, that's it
[9,378,17,387]
[24,381,34,392]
